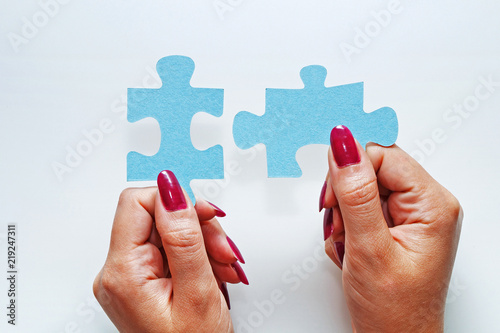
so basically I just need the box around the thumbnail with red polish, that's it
[330,125,360,167]
[157,170,187,211]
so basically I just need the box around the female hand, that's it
[320,126,462,332]
[93,170,248,332]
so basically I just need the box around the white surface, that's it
[1,1,499,332]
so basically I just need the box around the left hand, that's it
[93,170,247,332]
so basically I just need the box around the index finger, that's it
[366,143,429,193]
[109,187,157,253]
[365,143,459,227]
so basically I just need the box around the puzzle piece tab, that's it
[127,56,224,202]
[233,65,398,178]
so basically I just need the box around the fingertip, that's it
[330,125,361,168]
[322,177,338,209]
[231,262,249,285]
[208,201,226,217]
[227,236,245,264]
[201,219,238,264]
[210,259,241,284]
[157,170,188,212]
[194,198,217,222]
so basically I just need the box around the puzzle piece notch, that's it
[127,55,224,202]
[233,64,398,178]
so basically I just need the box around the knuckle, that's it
[117,188,139,207]
[164,221,204,251]
[431,187,462,222]
[447,195,462,222]
[439,192,463,232]
[340,176,379,209]
[99,268,119,295]
[92,274,101,298]
[93,268,119,307]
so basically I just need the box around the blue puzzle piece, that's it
[127,56,224,202]
[233,65,398,177]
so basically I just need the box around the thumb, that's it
[155,170,216,306]
[328,126,392,256]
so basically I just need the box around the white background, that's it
[1,0,500,332]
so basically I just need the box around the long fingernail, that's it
[157,170,187,211]
[227,236,245,264]
[323,208,334,241]
[231,262,249,285]
[220,282,231,310]
[330,125,360,168]
[208,201,226,217]
[319,181,327,212]
[334,242,345,267]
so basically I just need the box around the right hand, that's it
[321,126,462,332]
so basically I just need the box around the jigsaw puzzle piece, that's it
[233,65,398,178]
[127,56,224,202]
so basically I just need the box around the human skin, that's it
[94,125,461,332]
[320,126,463,333]
[93,171,248,332]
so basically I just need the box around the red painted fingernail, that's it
[231,262,249,285]
[227,236,245,264]
[323,208,334,241]
[334,242,345,267]
[157,170,187,211]
[330,125,360,168]
[208,201,226,217]
[319,181,327,212]
[220,282,231,310]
